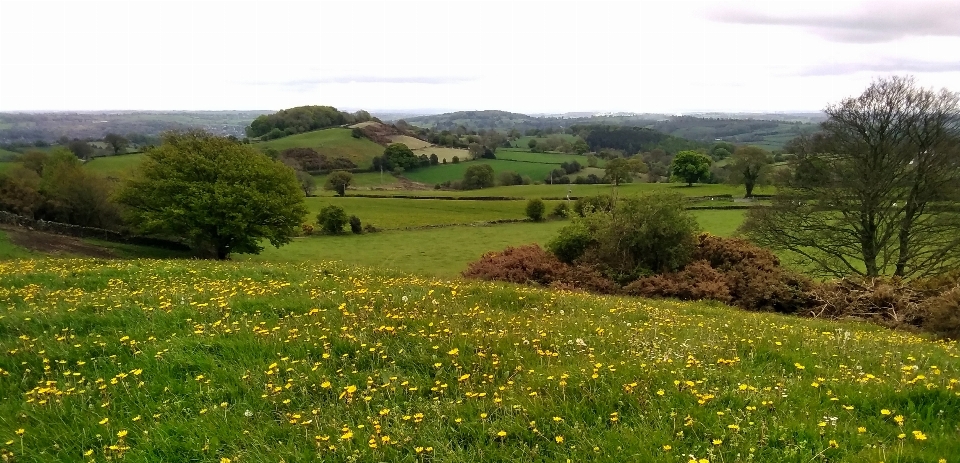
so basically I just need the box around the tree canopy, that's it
[246,106,372,138]
[743,76,960,279]
[670,151,713,186]
[728,146,771,197]
[116,131,307,259]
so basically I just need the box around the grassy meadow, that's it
[1,259,958,463]
[253,128,385,168]
[83,153,146,178]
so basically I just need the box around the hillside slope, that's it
[1,259,957,462]
[254,128,385,168]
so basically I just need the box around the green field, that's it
[349,181,769,199]
[83,153,146,178]
[0,147,20,161]
[312,171,402,189]
[304,197,562,230]
[495,149,604,167]
[1,258,957,462]
[0,229,37,259]
[411,146,469,164]
[404,159,563,185]
[243,208,745,276]
[254,128,385,168]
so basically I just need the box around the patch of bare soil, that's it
[1,225,116,258]
[396,177,433,190]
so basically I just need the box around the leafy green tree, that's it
[604,158,632,186]
[116,131,307,259]
[586,154,599,168]
[67,140,93,160]
[296,171,316,196]
[382,143,419,170]
[527,139,538,151]
[429,153,439,165]
[317,205,348,234]
[526,198,546,221]
[103,133,129,155]
[728,146,771,197]
[671,151,712,186]
[325,170,353,196]
[710,142,735,160]
[573,138,590,155]
[462,164,495,190]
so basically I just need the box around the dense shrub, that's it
[807,278,926,329]
[525,198,545,221]
[554,193,698,284]
[462,164,495,190]
[923,286,960,340]
[462,245,614,292]
[551,202,569,219]
[349,215,362,234]
[317,205,348,234]
[691,234,813,313]
[300,223,315,236]
[573,195,614,217]
[624,260,731,303]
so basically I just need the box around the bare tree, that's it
[742,76,960,279]
[727,145,771,197]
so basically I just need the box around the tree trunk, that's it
[745,182,755,198]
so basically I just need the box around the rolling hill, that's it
[254,128,385,168]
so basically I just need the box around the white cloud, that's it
[1,0,958,112]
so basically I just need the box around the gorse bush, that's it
[349,215,362,234]
[461,244,614,293]
[552,193,699,284]
[317,205,348,234]
[525,198,545,222]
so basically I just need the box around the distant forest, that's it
[399,110,819,151]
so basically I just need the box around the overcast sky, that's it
[1,0,959,114]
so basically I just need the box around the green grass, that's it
[0,230,36,259]
[495,149,602,167]
[1,258,957,462]
[404,160,565,185]
[242,221,568,276]
[82,153,145,178]
[350,182,770,199]
[0,147,20,162]
[312,172,402,189]
[254,128,385,168]
[0,161,19,174]
[245,209,745,276]
[511,134,579,148]
[304,197,562,230]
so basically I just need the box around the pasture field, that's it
[348,182,770,199]
[403,159,560,185]
[495,149,603,167]
[303,197,563,230]
[388,135,431,150]
[83,153,146,178]
[410,146,469,164]
[312,171,402,189]
[1,258,958,462]
[244,208,746,276]
[0,229,38,259]
[253,128,384,168]
[241,221,569,276]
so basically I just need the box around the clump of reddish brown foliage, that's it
[462,237,960,339]
[462,245,614,293]
[625,234,814,313]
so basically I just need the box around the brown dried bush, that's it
[807,277,927,330]
[690,234,814,313]
[462,245,615,292]
[921,285,960,340]
[623,260,731,302]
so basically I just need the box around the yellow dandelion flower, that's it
[555,435,564,443]
[663,445,672,451]
[894,415,904,425]
[857,426,866,433]
[713,439,723,445]
[497,430,507,437]
[15,429,25,436]
[98,418,109,425]
[117,430,128,439]
[84,449,94,456]
[881,409,892,416]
